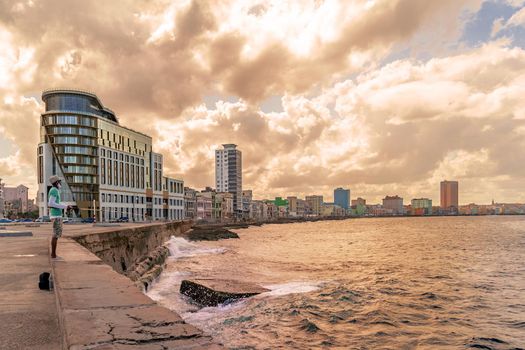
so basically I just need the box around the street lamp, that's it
[132,195,140,222]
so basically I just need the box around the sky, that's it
[1,0,525,205]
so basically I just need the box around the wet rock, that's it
[223,315,254,325]
[180,279,270,307]
[184,227,239,241]
[299,319,321,333]
[126,245,170,290]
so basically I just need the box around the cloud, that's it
[491,5,525,37]
[147,42,525,204]
[505,6,525,29]
[0,0,523,204]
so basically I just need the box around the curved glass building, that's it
[37,89,184,221]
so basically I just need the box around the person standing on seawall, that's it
[48,175,70,259]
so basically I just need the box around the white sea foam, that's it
[261,281,322,296]
[167,236,227,259]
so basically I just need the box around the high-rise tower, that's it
[440,180,459,209]
[215,144,242,214]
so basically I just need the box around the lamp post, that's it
[132,195,135,222]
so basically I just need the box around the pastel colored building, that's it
[411,198,433,215]
[382,195,404,215]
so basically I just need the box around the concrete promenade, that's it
[0,223,223,350]
[0,223,61,350]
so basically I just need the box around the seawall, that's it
[52,221,223,349]
[73,221,192,290]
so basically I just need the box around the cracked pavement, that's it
[52,234,224,349]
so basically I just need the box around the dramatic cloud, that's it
[0,0,523,204]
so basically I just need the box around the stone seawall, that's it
[73,221,192,289]
[51,222,224,349]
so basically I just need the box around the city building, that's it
[382,195,404,215]
[184,187,197,219]
[351,197,366,206]
[264,200,279,220]
[321,203,345,217]
[0,183,30,217]
[215,144,242,216]
[369,204,390,216]
[196,191,213,221]
[0,179,4,218]
[334,188,350,210]
[250,200,265,221]
[163,177,184,220]
[287,196,306,217]
[305,195,323,216]
[351,203,367,216]
[241,190,252,219]
[440,180,459,210]
[37,89,183,222]
[2,184,29,214]
[217,192,234,220]
[411,198,433,215]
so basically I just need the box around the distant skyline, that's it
[1,0,525,204]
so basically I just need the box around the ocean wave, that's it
[167,236,227,259]
[261,281,322,296]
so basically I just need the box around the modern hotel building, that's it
[37,89,184,222]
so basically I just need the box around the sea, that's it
[147,216,525,350]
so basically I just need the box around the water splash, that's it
[261,281,322,296]
[167,236,227,259]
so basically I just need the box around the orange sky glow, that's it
[1,0,525,204]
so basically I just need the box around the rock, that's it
[126,245,170,291]
[180,279,270,306]
[184,228,239,241]
[299,319,321,333]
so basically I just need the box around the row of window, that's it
[99,206,184,221]
[45,115,96,127]
[169,199,183,206]
[60,155,97,165]
[101,207,145,221]
[101,193,145,204]
[100,158,146,189]
[63,165,97,174]
[66,175,97,184]
[49,126,97,137]
[167,181,184,194]
[45,94,94,114]
[101,149,145,165]
[51,136,96,146]
[54,145,97,156]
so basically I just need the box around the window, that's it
[108,159,112,185]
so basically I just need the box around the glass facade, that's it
[43,90,117,122]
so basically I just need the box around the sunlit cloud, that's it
[0,0,523,204]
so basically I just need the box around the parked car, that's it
[81,217,95,223]
[117,216,129,223]
[21,218,33,222]
[35,216,51,222]
[0,218,12,223]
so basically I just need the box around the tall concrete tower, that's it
[440,180,459,209]
[215,144,242,215]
